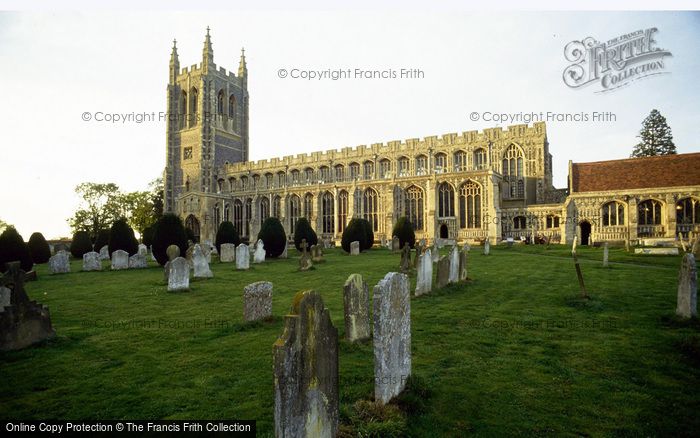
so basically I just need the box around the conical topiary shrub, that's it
[0,226,33,272]
[341,218,367,253]
[391,216,416,249]
[93,229,110,252]
[28,232,51,264]
[215,221,241,254]
[70,230,94,258]
[151,213,188,266]
[108,218,139,256]
[257,217,286,258]
[293,217,318,252]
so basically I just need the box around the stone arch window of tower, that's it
[502,145,525,199]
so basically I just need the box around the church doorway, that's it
[579,221,591,245]
[185,214,201,243]
[439,223,449,239]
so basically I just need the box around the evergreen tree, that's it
[215,221,240,254]
[93,229,110,252]
[257,217,287,258]
[108,218,139,256]
[293,217,318,252]
[631,109,676,157]
[28,232,51,264]
[392,216,416,249]
[0,227,33,272]
[151,213,188,266]
[70,231,94,258]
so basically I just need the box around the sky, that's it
[0,8,698,239]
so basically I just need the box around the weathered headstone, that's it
[322,238,332,249]
[82,251,101,271]
[99,245,109,260]
[111,250,129,270]
[0,286,11,309]
[463,243,471,252]
[274,290,338,438]
[186,245,195,268]
[415,249,433,296]
[48,250,70,274]
[676,253,697,319]
[253,239,266,264]
[373,272,411,404]
[166,244,180,261]
[138,244,148,257]
[436,256,450,289]
[167,257,190,292]
[192,244,213,278]
[219,243,236,263]
[236,244,250,270]
[431,241,440,263]
[311,244,324,263]
[243,281,273,322]
[163,261,171,283]
[448,245,459,284]
[201,243,212,263]
[484,239,490,256]
[459,247,468,281]
[571,235,578,255]
[0,263,56,351]
[399,243,412,274]
[413,242,423,269]
[299,239,313,271]
[692,236,700,257]
[603,242,609,268]
[392,236,401,252]
[350,240,360,256]
[129,253,147,269]
[343,274,370,342]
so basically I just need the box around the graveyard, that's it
[1,243,698,436]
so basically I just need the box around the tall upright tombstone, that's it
[373,272,411,404]
[82,251,101,271]
[243,281,273,322]
[436,256,450,289]
[219,243,236,263]
[48,250,70,274]
[167,257,190,292]
[431,240,440,263]
[253,239,266,264]
[399,243,412,274]
[483,238,490,256]
[274,290,338,438]
[111,250,129,270]
[343,274,370,342]
[415,249,433,296]
[236,244,250,270]
[192,244,213,278]
[676,253,697,319]
[350,241,360,256]
[459,247,469,281]
[603,242,609,268]
[448,245,459,284]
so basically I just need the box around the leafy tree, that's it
[0,218,9,233]
[257,217,287,258]
[392,216,416,249]
[0,226,33,272]
[215,221,240,254]
[117,190,157,239]
[70,231,94,258]
[631,109,676,157]
[293,217,318,251]
[68,183,122,240]
[151,213,188,266]
[28,232,51,264]
[108,218,139,256]
[93,229,110,252]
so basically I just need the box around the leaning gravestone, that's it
[111,250,129,270]
[373,272,411,405]
[459,247,468,281]
[48,250,70,274]
[274,290,338,438]
[192,244,213,278]
[603,242,609,268]
[676,253,697,319]
[166,244,180,261]
[219,243,236,263]
[82,251,101,271]
[343,274,370,342]
[243,281,273,322]
[167,257,190,291]
[253,239,266,264]
[350,240,360,256]
[299,239,313,271]
[448,245,459,284]
[436,256,450,289]
[392,236,401,252]
[138,244,148,257]
[236,244,250,270]
[128,253,147,269]
[99,245,109,260]
[399,243,412,274]
[415,249,433,296]
[0,263,56,351]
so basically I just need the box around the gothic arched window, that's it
[260,197,270,221]
[405,186,424,230]
[289,195,301,234]
[438,182,454,218]
[602,201,625,226]
[638,199,662,225]
[459,181,481,229]
[322,191,334,233]
[217,90,225,115]
[363,188,379,232]
[473,148,487,170]
[304,193,313,219]
[233,199,243,234]
[338,190,348,232]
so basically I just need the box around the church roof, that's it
[571,152,700,193]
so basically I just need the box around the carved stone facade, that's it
[165,32,700,246]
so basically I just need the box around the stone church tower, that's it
[163,28,249,239]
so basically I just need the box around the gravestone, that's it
[399,243,412,274]
[166,244,180,261]
[138,244,148,257]
[373,272,411,404]
[299,239,313,271]
[381,236,387,248]
[82,251,101,271]
[0,263,56,351]
[343,274,370,342]
[219,243,236,263]
[163,261,171,283]
[167,257,190,292]
[392,236,401,252]
[603,242,609,267]
[413,243,422,269]
[48,250,70,274]
[323,238,332,249]
[128,253,147,269]
[463,243,471,252]
[459,247,468,281]
[484,239,490,256]
[243,281,273,322]
[506,237,514,247]
[253,239,266,264]
[350,240,360,256]
[274,290,338,438]
[99,245,109,260]
[431,240,440,263]
[236,244,250,270]
[186,245,195,268]
[415,249,433,296]
[448,245,459,284]
[311,244,324,263]
[571,235,578,255]
[436,256,450,289]
[111,250,129,270]
[201,243,212,263]
[676,253,697,319]
[0,286,11,309]
[192,244,213,278]
[693,236,700,257]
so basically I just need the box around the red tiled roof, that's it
[571,152,700,193]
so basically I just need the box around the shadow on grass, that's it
[564,294,604,312]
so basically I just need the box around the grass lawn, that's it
[1,244,699,436]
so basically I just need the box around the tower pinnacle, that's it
[203,27,213,67]
[238,47,247,78]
